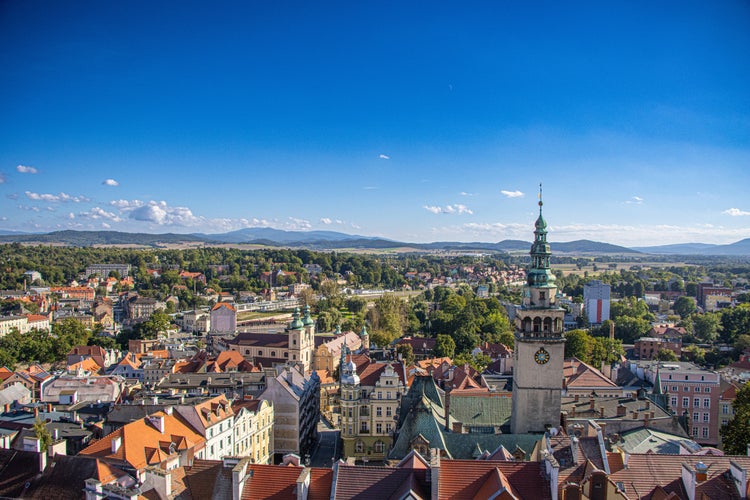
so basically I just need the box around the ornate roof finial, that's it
[538,183,543,212]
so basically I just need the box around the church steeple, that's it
[510,186,566,434]
[527,184,556,289]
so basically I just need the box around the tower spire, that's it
[538,182,543,213]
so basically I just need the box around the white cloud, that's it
[103,178,119,186]
[423,204,474,215]
[0,173,6,184]
[17,205,41,212]
[101,223,111,229]
[500,190,524,198]
[68,213,75,219]
[80,207,123,222]
[363,186,378,190]
[16,165,38,174]
[25,191,90,203]
[625,196,644,205]
[459,191,475,196]
[320,218,332,224]
[286,217,312,230]
[379,154,390,160]
[723,208,750,216]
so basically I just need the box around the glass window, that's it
[376,407,382,417]
[694,387,700,392]
[386,407,392,417]
[703,413,709,422]
[682,397,689,407]
[376,423,382,433]
[693,412,699,422]
[722,404,730,414]
[703,398,710,408]
[692,427,698,437]
[693,398,700,407]
[704,387,711,393]
[670,396,677,407]
[702,427,709,438]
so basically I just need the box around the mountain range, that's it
[0,228,748,256]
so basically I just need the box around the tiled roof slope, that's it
[333,464,429,500]
[241,463,303,499]
[437,460,551,500]
[609,454,750,499]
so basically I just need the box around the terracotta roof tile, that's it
[333,464,429,499]
[437,460,550,500]
[241,464,303,499]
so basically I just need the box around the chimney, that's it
[452,422,463,433]
[150,415,165,434]
[617,404,626,417]
[730,460,747,498]
[695,462,708,483]
[574,394,579,403]
[645,401,651,410]
[296,468,311,500]
[589,398,595,411]
[570,406,576,417]
[644,412,650,428]
[46,403,53,412]
[632,411,639,420]
[33,407,39,418]
[3,403,9,413]
[570,436,580,465]
[111,436,122,453]
[599,407,605,419]
[444,390,451,430]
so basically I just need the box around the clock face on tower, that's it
[534,347,550,365]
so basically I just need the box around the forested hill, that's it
[0,230,639,254]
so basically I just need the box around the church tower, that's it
[510,186,566,434]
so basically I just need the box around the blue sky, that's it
[1,1,749,247]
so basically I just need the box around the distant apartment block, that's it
[584,280,610,325]
[84,263,131,278]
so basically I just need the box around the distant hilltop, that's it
[0,228,748,256]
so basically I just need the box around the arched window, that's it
[543,317,552,333]
[533,317,542,333]
[523,317,532,332]
[374,440,385,453]
[355,440,364,453]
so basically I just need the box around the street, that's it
[309,416,340,467]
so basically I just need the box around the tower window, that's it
[539,292,545,300]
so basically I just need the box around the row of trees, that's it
[0,318,116,370]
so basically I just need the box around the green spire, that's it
[527,183,556,287]
[289,306,304,330]
[302,304,314,326]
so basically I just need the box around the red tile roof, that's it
[609,454,750,499]
[241,463,303,499]
[437,460,551,500]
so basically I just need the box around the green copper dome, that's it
[302,304,314,326]
[289,307,304,330]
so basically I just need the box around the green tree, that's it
[434,334,456,358]
[721,304,750,344]
[453,352,492,373]
[692,312,722,343]
[33,418,52,452]
[673,296,697,319]
[396,344,415,366]
[720,382,750,455]
[655,349,679,361]
[565,330,592,361]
